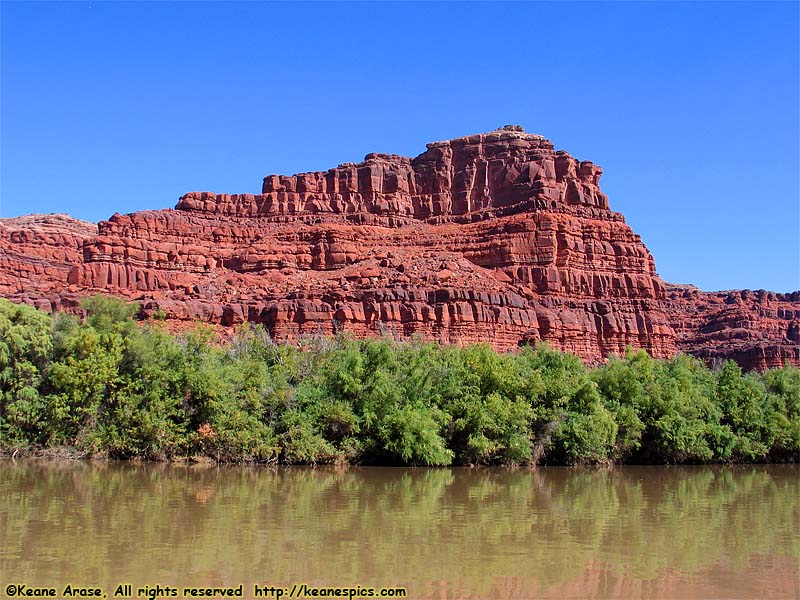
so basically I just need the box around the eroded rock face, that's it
[0,214,96,313]
[665,286,800,371]
[1,127,797,369]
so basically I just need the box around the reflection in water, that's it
[1,462,798,599]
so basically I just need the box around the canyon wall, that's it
[1,126,797,370]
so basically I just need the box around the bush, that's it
[0,301,797,466]
[0,300,54,445]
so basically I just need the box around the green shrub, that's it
[0,300,54,444]
[0,301,796,465]
[93,325,188,459]
[761,365,800,460]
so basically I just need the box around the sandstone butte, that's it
[1,126,798,371]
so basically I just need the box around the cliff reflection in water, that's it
[1,463,798,599]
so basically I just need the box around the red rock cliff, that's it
[0,214,96,313]
[1,126,796,369]
[665,285,799,371]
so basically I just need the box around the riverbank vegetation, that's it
[1,298,797,465]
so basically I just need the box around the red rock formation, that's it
[665,285,800,371]
[1,126,797,369]
[0,214,96,313]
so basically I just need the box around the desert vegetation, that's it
[1,297,797,465]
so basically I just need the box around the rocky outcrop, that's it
[1,126,796,370]
[0,214,96,313]
[665,285,800,371]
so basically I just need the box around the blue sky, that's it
[1,1,798,292]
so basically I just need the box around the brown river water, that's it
[1,462,798,599]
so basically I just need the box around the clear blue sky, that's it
[1,1,798,292]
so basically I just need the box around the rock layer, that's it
[1,126,797,370]
[665,285,800,371]
[0,214,96,313]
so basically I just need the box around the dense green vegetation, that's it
[1,297,797,465]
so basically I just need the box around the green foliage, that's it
[81,295,139,335]
[0,301,797,465]
[556,381,618,464]
[444,344,534,464]
[0,300,53,444]
[716,361,773,460]
[93,325,188,459]
[44,319,123,446]
[636,354,731,463]
[182,325,279,463]
[761,364,800,460]
[592,350,650,459]
[377,403,453,465]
